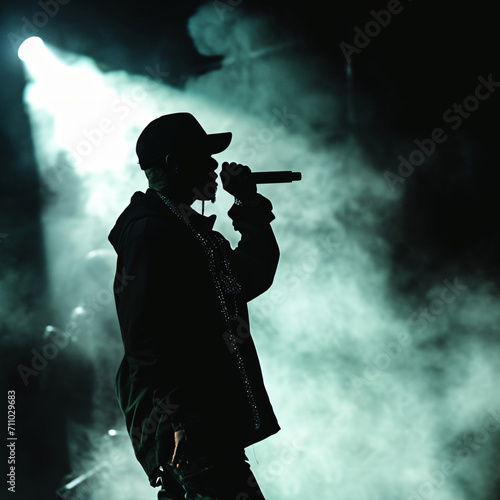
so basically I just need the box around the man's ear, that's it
[165,154,179,175]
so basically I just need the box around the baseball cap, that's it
[136,112,232,169]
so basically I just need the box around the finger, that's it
[223,162,242,175]
[170,447,178,467]
[220,169,231,187]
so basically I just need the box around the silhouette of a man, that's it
[108,113,280,499]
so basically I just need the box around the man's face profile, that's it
[171,150,219,203]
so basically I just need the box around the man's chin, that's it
[197,187,217,203]
[192,185,217,203]
[197,194,216,203]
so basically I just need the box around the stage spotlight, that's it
[107,429,127,437]
[18,36,45,62]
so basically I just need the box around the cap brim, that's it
[207,132,232,154]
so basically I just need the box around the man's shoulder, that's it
[109,189,180,251]
[123,190,178,225]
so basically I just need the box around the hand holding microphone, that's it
[221,161,302,200]
[221,162,257,201]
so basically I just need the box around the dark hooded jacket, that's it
[108,188,280,486]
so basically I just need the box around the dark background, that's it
[0,0,499,498]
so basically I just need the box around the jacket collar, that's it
[148,189,217,232]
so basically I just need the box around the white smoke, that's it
[19,3,500,500]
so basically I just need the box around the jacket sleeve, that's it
[114,215,205,453]
[227,193,280,302]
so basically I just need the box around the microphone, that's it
[250,171,302,184]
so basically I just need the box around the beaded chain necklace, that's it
[157,192,261,430]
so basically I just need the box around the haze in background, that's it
[18,3,500,499]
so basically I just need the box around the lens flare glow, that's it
[17,36,45,62]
